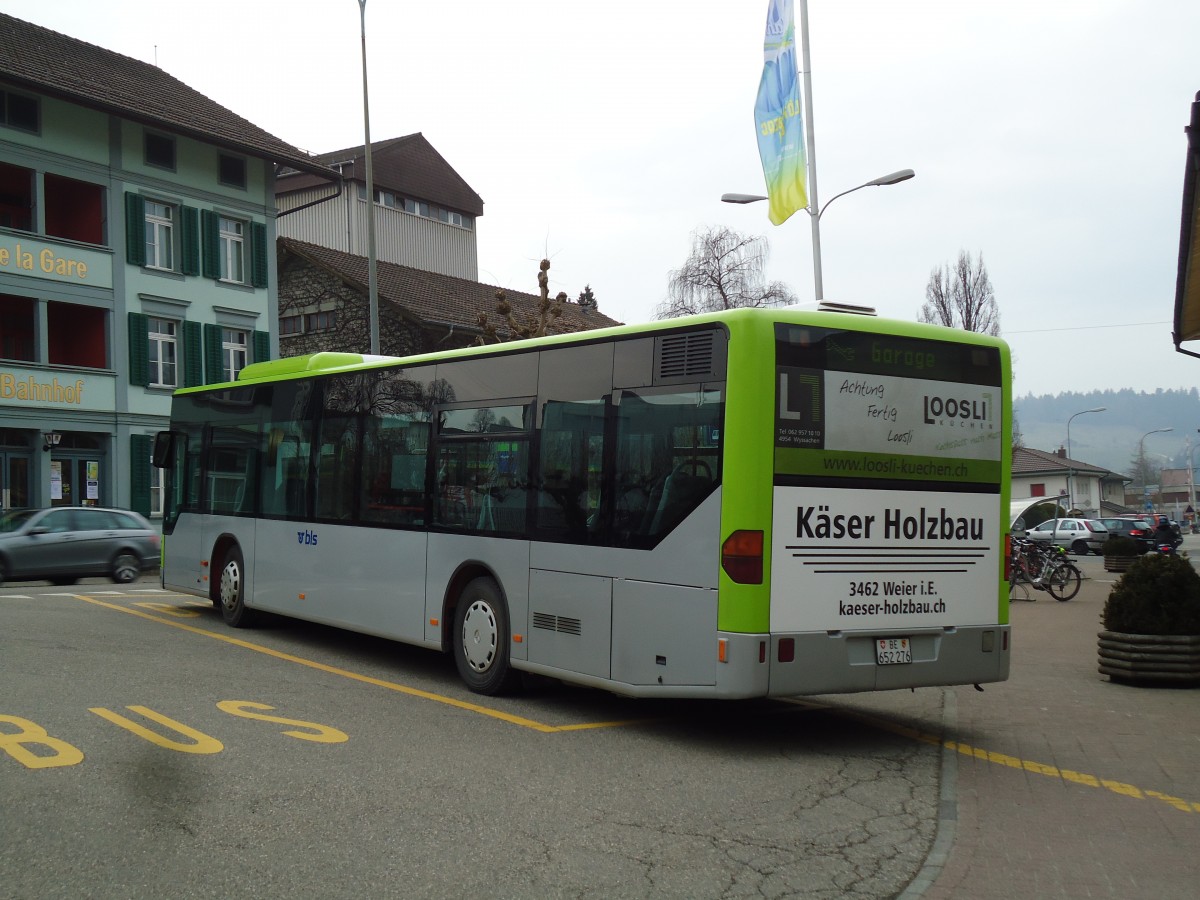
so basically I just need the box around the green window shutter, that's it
[124,193,146,266]
[250,222,269,288]
[180,206,200,275]
[201,209,220,279]
[253,330,270,364]
[183,321,203,387]
[204,323,224,384]
[129,434,152,517]
[127,312,149,387]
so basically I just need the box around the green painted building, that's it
[0,13,334,516]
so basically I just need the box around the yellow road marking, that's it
[781,699,1200,816]
[63,593,1200,813]
[69,594,650,734]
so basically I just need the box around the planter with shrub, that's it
[1101,535,1141,573]
[1098,552,1200,686]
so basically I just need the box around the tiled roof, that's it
[1012,446,1117,477]
[279,238,621,337]
[278,133,484,216]
[0,13,334,178]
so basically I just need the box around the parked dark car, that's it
[1097,517,1157,554]
[0,507,159,586]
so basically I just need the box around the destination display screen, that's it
[773,325,1003,485]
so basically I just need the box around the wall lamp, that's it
[43,431,62,452]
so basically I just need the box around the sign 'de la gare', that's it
[0,243,89,279]
[0,235,112,288]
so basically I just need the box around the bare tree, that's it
[476,258,566,344]
[919,250,1000,336]
[656,226,796,319]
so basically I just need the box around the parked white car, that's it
[1025,517,1109,555]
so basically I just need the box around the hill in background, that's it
[1014,388,1200,477]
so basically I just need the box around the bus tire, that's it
[218,545,256,627]
[453,577,519,695]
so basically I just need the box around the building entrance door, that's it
[50,456,104,507]
[1,451,32,511]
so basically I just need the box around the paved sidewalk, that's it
[915,567,1200,899]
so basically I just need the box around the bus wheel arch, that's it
[212,536,255,627]
[446,567,519,695]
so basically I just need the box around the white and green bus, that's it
[153,305,1011,698]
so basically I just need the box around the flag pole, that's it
[798,0,822,302]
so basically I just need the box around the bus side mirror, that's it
[152,431,176,468]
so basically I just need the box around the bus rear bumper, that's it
[765,625,1011,696]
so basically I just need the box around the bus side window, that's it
[316,414,357,521]
[435,404,530,534]
[537,400,605,542]
[615,388,721,545]
[361,417,429,527]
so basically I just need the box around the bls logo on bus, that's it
[296,530,319,546]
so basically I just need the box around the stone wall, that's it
[277,254,475,359]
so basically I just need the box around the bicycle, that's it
[1010,537,1081,602]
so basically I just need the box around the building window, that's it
[145,132,176,170]
[1030,483,1046,497]
[0,294,35,361]
[0,161,33,231]
[150,461,164,518]
[304,311,335,333]
[219,216,245,283]
[0,89,39,133]
[148,317,178,388]
[145,200,174,269]
[44,174,106,244]
[279,315,302,336]
[218,154,246,189]
[49,302,107,368]
[222,328,248,381]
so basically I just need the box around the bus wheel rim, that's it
[461,600,498,673]
[220,561,241,611]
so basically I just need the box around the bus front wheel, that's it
[218,545,256,627]
[453,577,519,695]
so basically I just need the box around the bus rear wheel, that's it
[453,577,519,695]
[218,545,256,627]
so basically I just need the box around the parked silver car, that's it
[0,507,159,585]
[1025,517,1110,555]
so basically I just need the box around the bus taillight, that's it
[722,530,763,584]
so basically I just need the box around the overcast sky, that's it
[8,0,1200,397]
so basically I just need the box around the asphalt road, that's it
[2,576,947,899]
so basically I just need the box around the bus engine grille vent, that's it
[533,612,582,635]
[657,332,715,379]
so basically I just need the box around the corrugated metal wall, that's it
[277,188,351,252]
[277,189,479,281]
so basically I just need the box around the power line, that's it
[1006,321,1169,335]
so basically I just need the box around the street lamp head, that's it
[720,193,768,204]
[866,168,915,187]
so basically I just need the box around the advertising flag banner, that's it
[754,0,807,225]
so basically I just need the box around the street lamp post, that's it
[721,168,914,303]
[1188,429,1200,531]
[1138,427,1174,513]
[1064,406,1106,514]
[358,0,379,354]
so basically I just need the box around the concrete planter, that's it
[1098,631,1200,686]
[1103,555,1137,573]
